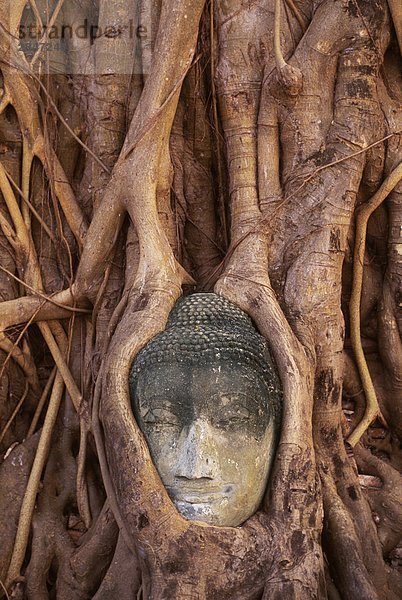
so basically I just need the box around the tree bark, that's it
[0,1,401,598]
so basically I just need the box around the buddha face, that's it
[133,358,276,527]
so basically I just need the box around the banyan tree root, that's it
[5,373,65,589]
[92,2,323,594]
[354,445,402,558]
[0,435,38,585]
[348,161,402,447]
[0,0,401,598]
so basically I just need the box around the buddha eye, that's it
[142,407,180,428]
[214,406,251,429]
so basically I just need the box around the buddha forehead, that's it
[130,293,282,431]
[135,359,271,438]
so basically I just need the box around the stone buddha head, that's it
[129,293,282,527]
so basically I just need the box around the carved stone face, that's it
[133,358,276,527]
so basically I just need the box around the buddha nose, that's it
[175,419,219,480]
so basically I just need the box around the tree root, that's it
[0,381,28,445]
[92,533,140,600]
[0,334,38,398]
[27,367,57,437]
[387,0,402,55]
[274,0,303,97]
[5,373,65,588]
[76,425,91,529]
[354,445,402,557]
[57,502,119,600]
[0,140,83,419]
[321,470,392,600]
[348,161,402,446]
[0,1,400,598]
[0,434,39,585]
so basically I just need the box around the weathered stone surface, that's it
[129,293,282,527]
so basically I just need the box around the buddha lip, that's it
[174,494,222,504]
[168,488,233,503]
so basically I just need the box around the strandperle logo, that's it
[15,7,152,75]
[18,19,148,44]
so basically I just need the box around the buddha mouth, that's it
[167,485,234,504]
[174,493,222,504]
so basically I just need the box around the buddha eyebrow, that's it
[209,391,267,412]
[140,396,189,410]
[141,395,175,405]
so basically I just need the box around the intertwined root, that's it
[0,1,401,599]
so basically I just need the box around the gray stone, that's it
[129,293,282,527]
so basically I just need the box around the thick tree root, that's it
[0,1,400,598]
[5,373,64,588]
[348,161,402,447]
[355,445,402,558]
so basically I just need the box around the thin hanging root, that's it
[5,373,65,589]
[0,301,83,413]
[34,139,88,250]
[348,161,402,447]
[4,166,53,239]
[0,380,29,444]
[92,366,138,557]
[21,138,33,228]
[0,578,10,600]
[0,333,39,392]
[0,91,10,116]
[1,71,87,247]
[284,0,308,32]
[31,74,110,174]
[274,0,287,71]
[210,0,228,248]
[0,300,42,395]
[0,264,90,314]
[30,0,65,68]
[1,150,83,414]
[77,424,91,528]
[38,321,83,411]
[0,163,30,247]
[0,210,16,245]
[27,0,42,29]
[27,367,57,437]
[274,0,302,96]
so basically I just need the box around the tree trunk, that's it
[0,1,401,598]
